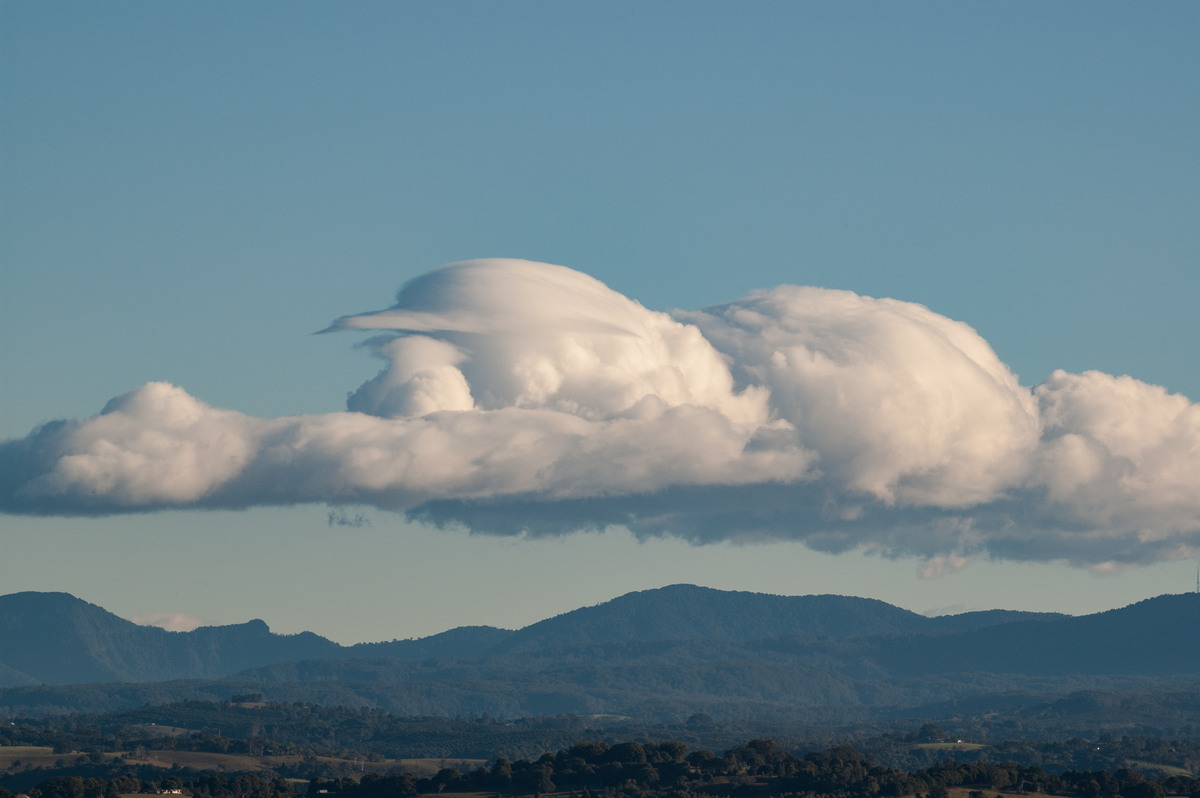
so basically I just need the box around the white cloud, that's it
[331,259,768,424]
[918,554,975,580]
[134,612,210,632]
[678,285,1040,508]
[3,258,1198,570]
[9,383,258,508]
[1029,369,1200,545]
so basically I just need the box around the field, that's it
[122,750,290,773]
[110,750,483,778]
[0,746,89,770]
[950,791,1048,798]
[1126,759,1193,778]
[0,745,482,780]
[3,745,1194,798]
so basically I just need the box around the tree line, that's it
[6,738,1200,798]
[8,700,1200,768]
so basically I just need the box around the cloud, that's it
[327,260,768,424]
[134,612,210,632]
[3,258,1199,569]
[678,286,1040,508]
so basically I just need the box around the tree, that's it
[491,757,513,787]
[917,724,946,743]
[534,764,556,794]
[1122,783,1166,798]
[35,778,85,798]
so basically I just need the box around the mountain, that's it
[874,592,1200,677]
[1,588,1196,724]
[491,584,931,653]
[224,595,1197,720]
[482,584,1069,655]
[0,585,1059,688]
[921,607,1066,633]
[0,591,341,685]
[350,625,515,660]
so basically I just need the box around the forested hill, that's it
[1,589,1197,723]
[487,584,1064,653]
[0,592,341,685]
[0,586,1067,687]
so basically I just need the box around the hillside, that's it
[874,593,1200,677]
[492,584,935,653]
[0,591,341,685]
[0,586,1063,687]
[1,588,1196,723]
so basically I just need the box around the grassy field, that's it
[121,750,485,778]
[389,759,487,778]
[0,746,87,770]
[1126,760,1193,778]
[2,745,482,780]
[127,723,195,737]
[949,790,1045,798]
[122,750,289,772]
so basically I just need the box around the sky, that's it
[2,1,1199,646]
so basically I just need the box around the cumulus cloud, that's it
[134,612,210,632]
[328,260,768,424]
[3,258,1198,569]
[678,287,1040,508]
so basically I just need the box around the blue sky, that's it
[2,2,1198,645]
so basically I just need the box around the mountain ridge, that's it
[2,587,1195,722]
[0,585,1071,686]
[0,590,342,685]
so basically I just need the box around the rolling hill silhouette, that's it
[1,587,1195,720]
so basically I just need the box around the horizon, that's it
[7,582,1200,646]
[2,2,1198,646]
